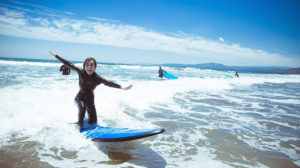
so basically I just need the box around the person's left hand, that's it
[122,85,133,90]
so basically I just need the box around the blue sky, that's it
[0,0,299,66]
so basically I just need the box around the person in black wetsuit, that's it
[235,71,239,78]
[49,50,132,129]
[60,64,70,75]
[158,66,166,78]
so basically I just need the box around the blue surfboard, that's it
[79,122,165,142]
[224,75,233,78]
[163,71,178,79]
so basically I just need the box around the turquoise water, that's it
[0,57,299,168]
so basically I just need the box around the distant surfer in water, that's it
[158,66,166,78]
[60,64,70,75]
[235,71,239,78]
[49,50,132,129]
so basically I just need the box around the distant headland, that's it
[0,57,299,74]
[161,63,300,74]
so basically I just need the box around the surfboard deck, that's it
[163,71,178,79]
[79,121,165,142]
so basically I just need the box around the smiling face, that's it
[84,60,96,75]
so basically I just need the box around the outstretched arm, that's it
[49,50,81,72]
[97,76,133,90]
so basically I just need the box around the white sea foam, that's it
[0,60,61,67]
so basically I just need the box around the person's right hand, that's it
[48,50,56,57]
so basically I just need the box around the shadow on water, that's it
[95,140,167,168]
[0,137,55,168]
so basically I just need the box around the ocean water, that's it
[0,57,299,168]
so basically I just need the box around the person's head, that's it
[83,57,97,75]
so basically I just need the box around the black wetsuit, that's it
[158,69,165,78]
[55,55,121,127]
[60,65,70,75]
[235,72,239,78]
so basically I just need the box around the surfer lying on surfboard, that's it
[49,50,132,129]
